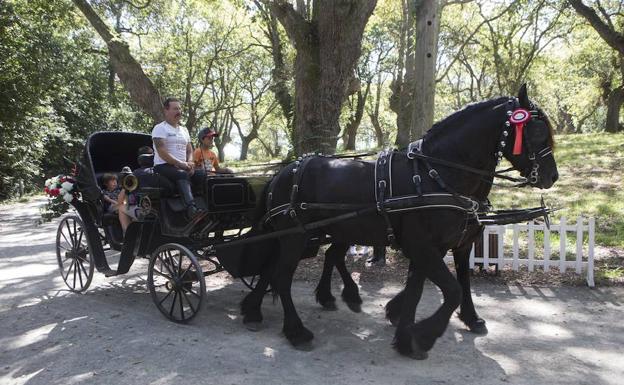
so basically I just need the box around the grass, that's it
[489,132,624,248]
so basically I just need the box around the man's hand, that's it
[176,160,191,171]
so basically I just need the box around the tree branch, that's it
[568,0,624,55]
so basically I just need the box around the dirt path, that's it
[0,198,622,385]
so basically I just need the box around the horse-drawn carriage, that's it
[55,86,560,359]
[55,131,280,323]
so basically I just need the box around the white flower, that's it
[63,193,74,203]
[45,178,53,188]
[61,181,73,192]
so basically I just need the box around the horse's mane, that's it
[424,97,508,142]
[423,96,555,149]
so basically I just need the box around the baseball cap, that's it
[198,127,218,141]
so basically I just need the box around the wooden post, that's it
[474,229,499,272]
[559,216,567,272]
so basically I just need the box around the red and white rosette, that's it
[509,108,530,155]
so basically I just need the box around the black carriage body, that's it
[70,131,271,278]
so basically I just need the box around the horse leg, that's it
[334,247,362,313]
[240,262,275,331]
[276,234,314,346]
[393,260,428,359]
[385,261,425,326]
[454,244,487,334]
[314,244,343,310]
[408,257,462,354]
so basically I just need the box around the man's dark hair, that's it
[163,97,181,109]
[102,173,117,185]
[137,146,153,155]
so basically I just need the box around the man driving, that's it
[151,97,204,219]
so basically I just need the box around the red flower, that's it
[60,177,67,183]
[49,188,60,197]
[44,186,49,194]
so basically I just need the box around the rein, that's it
[406,151,527,184]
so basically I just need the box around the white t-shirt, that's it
[151,121,190,166]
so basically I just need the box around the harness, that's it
[262,97,553,246]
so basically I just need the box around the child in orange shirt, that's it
[193,127,220,172]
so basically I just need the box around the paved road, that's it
[0,198,622,385]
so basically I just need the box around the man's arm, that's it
[186,143,193,163]
[153,138,190,170]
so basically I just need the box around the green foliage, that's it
[2,0,624,204]
[489,132,624,248]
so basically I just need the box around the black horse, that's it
[314,224,487,331]
[314,187,491,334]
[241,86,558,358]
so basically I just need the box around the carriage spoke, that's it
[181,285,201,299]
[61,230,72,248]
[72,259,78,289]
[158,289,173,306]
[168,289,178,317]
[166,250,177,272]
[178,291,185,321]
[181,290,197,313]
[77,259,84,288]
[152,268,172,280]
[77,259,89,280]
[63,259,75,281]
[76,229,84,248]
[157,255,175,277]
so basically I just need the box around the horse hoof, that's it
[468,319,488,335]
[345,301,361,313]
[293,341,314,351]
[320,300,338,311]
[407,348,429,360]
[244,321,263,332]
[285,327,314,346]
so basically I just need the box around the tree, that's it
[231,47,280,160]
[263,0,378,155]
[72,0,164,122]
[568,0,624,132]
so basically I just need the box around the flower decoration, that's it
[41,174,81,222]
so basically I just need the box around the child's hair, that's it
[138,146,153,155]
[102,173,117,185]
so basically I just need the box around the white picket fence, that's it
[444,216,596,287]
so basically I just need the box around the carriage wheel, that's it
[148,243,205,323]
[56,215,95,292]
[240,275,272,294]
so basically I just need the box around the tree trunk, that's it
[72,0,163,122]
[606,86,624,133]
[267,0,377,155]
[369,70,385,148]
[390,0,413,148]
[410,0,442,140]
[214,109,232,162]
[255,1,294,132]
[343,81,371,150]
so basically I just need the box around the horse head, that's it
[500,84,558,189]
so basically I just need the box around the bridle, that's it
[406,97,554,189]
[498,98,554,186]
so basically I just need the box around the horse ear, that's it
[518,83,530,108]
